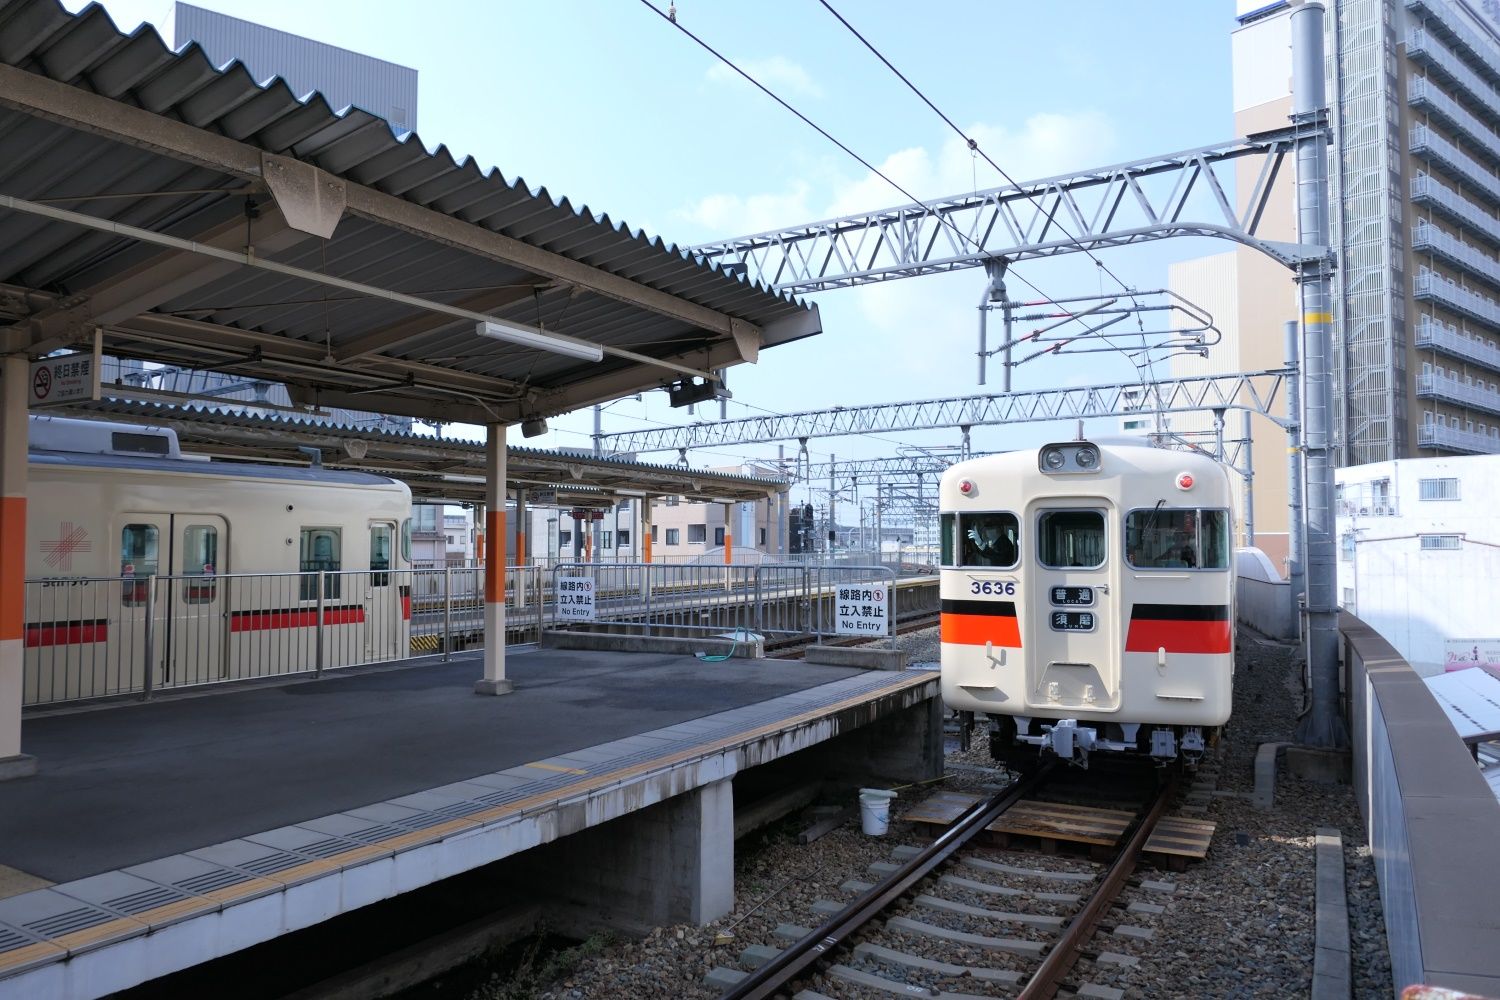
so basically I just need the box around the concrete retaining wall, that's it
[1343,613,1500,995]
[1237,576,1295,640]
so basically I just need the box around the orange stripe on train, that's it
[940,613,1022,648]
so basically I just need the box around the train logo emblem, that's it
[40,522,91,570]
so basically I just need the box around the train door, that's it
[1027,503,1121,713]
[364,520,402,662]
[118,513,227,691]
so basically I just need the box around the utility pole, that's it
[1291,0,1347,749]
[828,454,836,553]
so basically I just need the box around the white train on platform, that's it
[939,438,1235,766]
[23,416,413,703]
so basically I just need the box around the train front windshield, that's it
[1125,508,1230,569]
[940,512,1019,568]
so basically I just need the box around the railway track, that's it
[711,763,1182,999]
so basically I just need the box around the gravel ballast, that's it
[455,626,1392,1000]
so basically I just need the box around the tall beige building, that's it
[1172,0,1500,570]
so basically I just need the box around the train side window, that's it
[370,524,392,587]
[120,523,158,607]
[182,525,218,604]
[1037,510,1104,569]
[400,518,412,565]
[1198,509,1230,569]
[940,513,955,566]
[958,512,1019,568]
[299,528,342,601]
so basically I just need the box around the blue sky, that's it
[77,0,1243,511]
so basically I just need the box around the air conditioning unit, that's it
[1359,507,1369,515]
[1374,505,1386,515]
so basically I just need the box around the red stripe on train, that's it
[230,607,367,632]
[1124,619,1232,654]
[401,589,411,621]
[26,620,108,647]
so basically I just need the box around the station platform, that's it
[0,647,939,999]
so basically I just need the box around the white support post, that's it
[0,355,37,778]
[476,423,514,696]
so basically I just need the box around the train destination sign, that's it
[28,352,99,408]
[1050,610,1096,632]
[1049,586,1094,607]
[835,585,890,636]
[555,576,595,620]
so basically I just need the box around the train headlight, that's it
[1041,447,1066,471]
[1075,446,1099,469]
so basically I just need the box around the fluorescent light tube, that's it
[475,319,604,362]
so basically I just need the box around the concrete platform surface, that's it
[0,649,864,884]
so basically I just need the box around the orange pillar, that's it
[475,423,512,696]
[723,501,733,565]
[0,354,36,777]
[642,497,653,564]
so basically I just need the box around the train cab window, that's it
[400,518,412,565]
[120,524,158,607]
[299,528,342,601]
[182,525,218,604]
[1038,511,1104,569]
[370,525,392,587]
[940,514,955,567]
[958,512,1019,568]
[1126,508,1230,570]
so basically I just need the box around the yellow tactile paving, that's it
[0,938,65,973]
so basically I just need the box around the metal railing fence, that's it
[548,562,918,647]
[23,565,546,707]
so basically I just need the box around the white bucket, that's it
[858,788,897,836]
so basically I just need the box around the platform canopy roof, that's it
[0,0,820,426]
[35,399,789,505]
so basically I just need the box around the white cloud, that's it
[675,181,816,240]
[706,56,823,99]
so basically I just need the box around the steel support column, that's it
[1291,1,1347,748]
[0,354,36,778]
[1284,320,1306,632]
[476,423,513,697]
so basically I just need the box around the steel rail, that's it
[1018,773,1179,999]
[718,764,1055,1000]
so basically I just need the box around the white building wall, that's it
[1336,454,1500,675]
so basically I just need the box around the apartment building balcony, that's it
[1405,0,1500,90]
[1408,77,1500,165]
[1412,220,1500,292]
[1412,173,1500,249]
[1416,370,1500,417]
[1407,27,1500,117]
[1413,269,1500,330]
[1410,125,1500,207]
[1418,422,1500,454]
[1415,315,1500,369]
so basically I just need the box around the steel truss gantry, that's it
[600,369,1290,453]
[691,127,1326,294]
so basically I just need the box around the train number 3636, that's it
[970,580,1016,596]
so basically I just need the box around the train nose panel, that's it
[1032,661,1120,711]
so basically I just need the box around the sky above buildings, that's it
[74,0,1244,509]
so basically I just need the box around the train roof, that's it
[29,449,406,488]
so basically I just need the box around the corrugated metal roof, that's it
[44,397,787,504]
[0,0,818,426]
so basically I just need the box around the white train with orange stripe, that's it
[22,416,412,703]
[939,438,1235,766]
